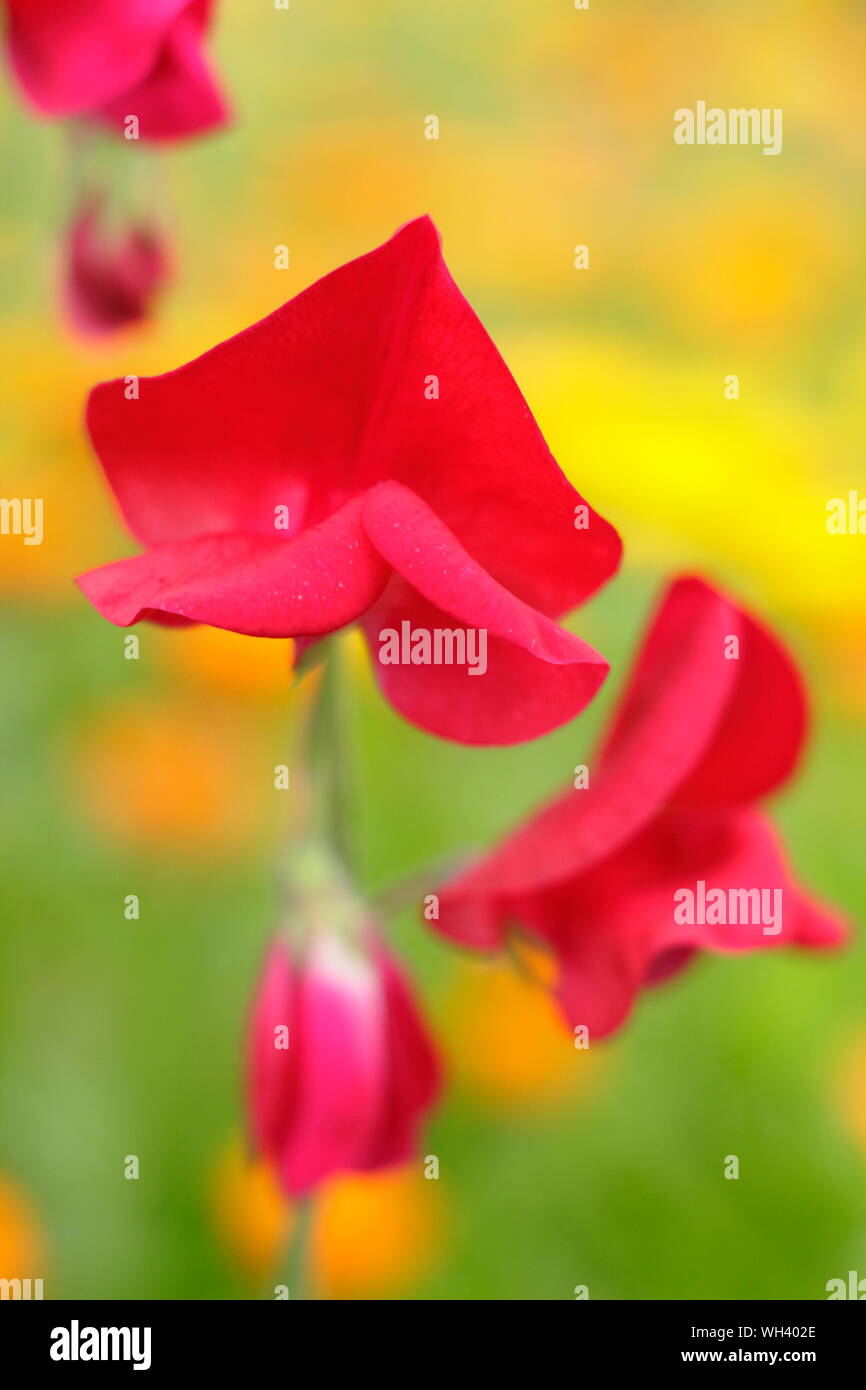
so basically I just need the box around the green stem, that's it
[309,640,356,875]
[505,932,550,989]
[284,1197,315,1301]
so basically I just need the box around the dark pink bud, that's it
[62,195,170,337]
[248,929,441,1197]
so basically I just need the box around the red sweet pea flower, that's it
[77,217,621,744]
[3,0,227,140]
[434,577,847,1037]
[248,929,441,1196]
[62,194,170,337]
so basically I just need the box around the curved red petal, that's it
[670,605,808,808]
[359,481,608,744]
[439,576,736,906]
[361,580,606,745]
[76,496,389,636]
[519,808,846,1037]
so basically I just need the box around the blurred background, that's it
[1,0,865,1299]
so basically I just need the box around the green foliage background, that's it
[1,1,864,1298]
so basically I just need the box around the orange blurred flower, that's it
[443,955,601,1112]
[641,188,849,343]
[0,1173,44,1283]
[812,612,866,718]
[312,1165,444,1300]
[72,697,276,855]
[211,1139,293,1283]
[156,626,294,700]
[212,1138,444,1299]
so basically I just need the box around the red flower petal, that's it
[434,576,846,1036]
[80,218,620,742]
[671,606,807,808]
[6,0,189,116]
[84,218,618,577]
[83,220,448,548]
[359,481,608,743]
[533,807,846,1037]
[97,0,228,141]
[439,576,736,906]
[5,0,226,139]
[351,240,621,617]
[76,496,389,635]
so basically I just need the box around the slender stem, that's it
[372,852,467,920]
[309,640,356,875]
[274,646,354,1304]
[506,932,551,989]
[284,1197,315,1301]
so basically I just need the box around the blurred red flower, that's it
[434,576,847,1037]
[76,217,621,744]
[3,0,228,140]
[248,928,441,1197]
[62,194,169,337]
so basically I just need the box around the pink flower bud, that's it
[248,929,441,1197]
[62,194,169,337]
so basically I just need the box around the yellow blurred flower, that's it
[639,188,849,342]
[153,624,368,707]
[834,1030,866,1154]
[156,626,294,699]
[443,956,598,1112]
[510,329,866,635]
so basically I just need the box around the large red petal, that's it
[84,219,451,547]
[84,216,619,630]
[349,253,621,615]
